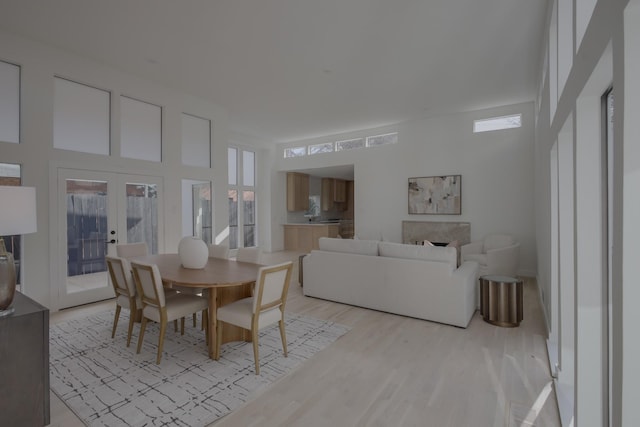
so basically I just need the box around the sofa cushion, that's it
[318,237,379,256]
[378,241,456,268]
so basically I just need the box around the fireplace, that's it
[402,221,471,246]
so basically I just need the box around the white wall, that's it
[0,31,229,310]
[274,102,537,276]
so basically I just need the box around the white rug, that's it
[50,310,350,427]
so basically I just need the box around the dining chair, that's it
[116,242,148,258]
[208,243,229,259]
[215,261,293,374]
[236,247,262,264]
[105,256,140,347]
[131,261,209,364]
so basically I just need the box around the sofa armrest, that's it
[460,241,483,259]
[452,260,480,326]
[453,260,479,283]
[486,243,520,276]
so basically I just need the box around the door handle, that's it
[105,239,117,244]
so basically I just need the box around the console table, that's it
[0,291,50,426]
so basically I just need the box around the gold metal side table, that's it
[480,275,523,327]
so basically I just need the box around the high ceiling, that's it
[0,0,548,144]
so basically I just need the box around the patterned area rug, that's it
[50,310,350,427]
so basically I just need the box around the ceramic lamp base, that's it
[0,252,17,316]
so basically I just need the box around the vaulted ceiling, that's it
[1,0,548,144]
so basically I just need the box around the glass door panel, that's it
[243,190,255,247]
[192,182,212,244]
[59,171,116,308]
[123,180,160,253]
[57,170,163,309]
[228,189,238,249]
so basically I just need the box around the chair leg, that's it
[157,320,167,364]
[126,311,136,347]
[215,319,223,360]
[252,328,260,375]
[112,305,121,338]
[137,317,148,354]
[174,319,178,332]
[203,310,209,346]
[181,317,185,335]
[279,319,288,357]
[192,313,197,327]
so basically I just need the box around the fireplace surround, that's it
[402,220,470,246]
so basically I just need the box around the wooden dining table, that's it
[133,253,261,359]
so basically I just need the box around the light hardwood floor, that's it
[48,251,561,427]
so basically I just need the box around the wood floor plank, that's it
[48,250,560,427]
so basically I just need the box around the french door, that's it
[56,169,163,309]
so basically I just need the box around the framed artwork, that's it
[408,175,461,215]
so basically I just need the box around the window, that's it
[181,179,212,244]
[366,132,398,147]
[284,146,306,158]
[120,96,162,162]
[336,138,365,151]
[54,77,110,155]
[0,60,20,144]
[309,142,333,155]
[473,114,522,133]
[182,113,211,168]
[284,131,397,158]
[228,148,257,249]
[0,163,22,285]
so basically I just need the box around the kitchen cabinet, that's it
[321,178,347,211]
[334,179,347,202]
[321,178,334,211]
[283,224,339,252]
[345,180,354,220]
[287,172,309,211]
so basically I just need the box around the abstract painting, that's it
[408,175,461,214]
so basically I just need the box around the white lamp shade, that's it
[178,236,208,269]
[0,186,37,235]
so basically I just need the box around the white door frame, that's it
[53,168,164,309]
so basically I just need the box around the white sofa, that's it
[302,238,479,328]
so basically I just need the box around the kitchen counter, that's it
[283,223,340,252]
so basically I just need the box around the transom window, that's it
[473,114,522,133]
[284,132,397,158]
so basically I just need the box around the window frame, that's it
[228,146,258,249]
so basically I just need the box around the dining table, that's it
[133,253,262,359]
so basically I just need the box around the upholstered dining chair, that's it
[131,261,209,364]
[105,256,140,347]
[236,247,262,264]
[208,243,230,259]
[116,242,148,258]
[215,261,293,374]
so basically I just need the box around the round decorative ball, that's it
[178,236,208,269]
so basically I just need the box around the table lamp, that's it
[0,186,37,316]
